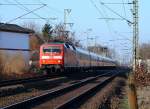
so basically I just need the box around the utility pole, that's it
[64,9,73,31]
[128,0,139,109]
[91,1,139,107]
[64,9,70,30]
[63,9,73,39]
[133,0,139,72]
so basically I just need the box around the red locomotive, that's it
[39,42,117,73]
[39,43,64,72]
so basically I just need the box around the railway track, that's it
[1,70,121,109]
[0,70,110,98]
[0,74,60,87]
[55,73,118,109]
[0,69,112,87]
[0,76,68,98]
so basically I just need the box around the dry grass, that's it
[110,96,120,109]
[0,51,28,79]
[137,86,150,109]
[0,51,5,79]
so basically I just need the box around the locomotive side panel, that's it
[64,44,78,68]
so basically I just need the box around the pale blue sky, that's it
[0,0,149,62]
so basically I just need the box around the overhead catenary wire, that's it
[5,0,48,21]
[98,0,120,35]
[98,0,133,26]
[37,0,75,25]
[128,0,133,14]
[4,0,57,25]
[4,0,57,24]
[37,0,76,32]
[89,0,113,38]
[0,3,45,5]
[101,2,133,24]
[98,2,132,4]
[37,0,63,15]
[90,0,122,49]
[98,0,132,45]
[98,0,124,40]
[121,0,127,18]
[0,4,46,26]
[98,18,123,20]
[13,0,49,22]
[94,0,133,64]
[37,0,66,24]
[98,0,110,20]
[20,18,57,20]
[99,1,132,24]
[89,0,105,22]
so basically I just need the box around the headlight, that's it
[58,60,61,63]
[42,56,50,59]
[53,56,62,59]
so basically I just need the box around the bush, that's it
[135,66,150,87]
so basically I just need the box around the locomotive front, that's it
[39,44,64,72]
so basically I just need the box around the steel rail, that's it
[0,74,59,87]
[55,73,119,109]
[0,67,120,87]
[1,72,113,109]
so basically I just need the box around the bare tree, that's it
[52,23,78,45]
[53,23,67,42]
[21,21,40,32]
[139,42,150,59]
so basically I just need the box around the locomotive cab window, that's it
[65,43,70,48]
[43,46,61,53]
[72,46,76,51]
